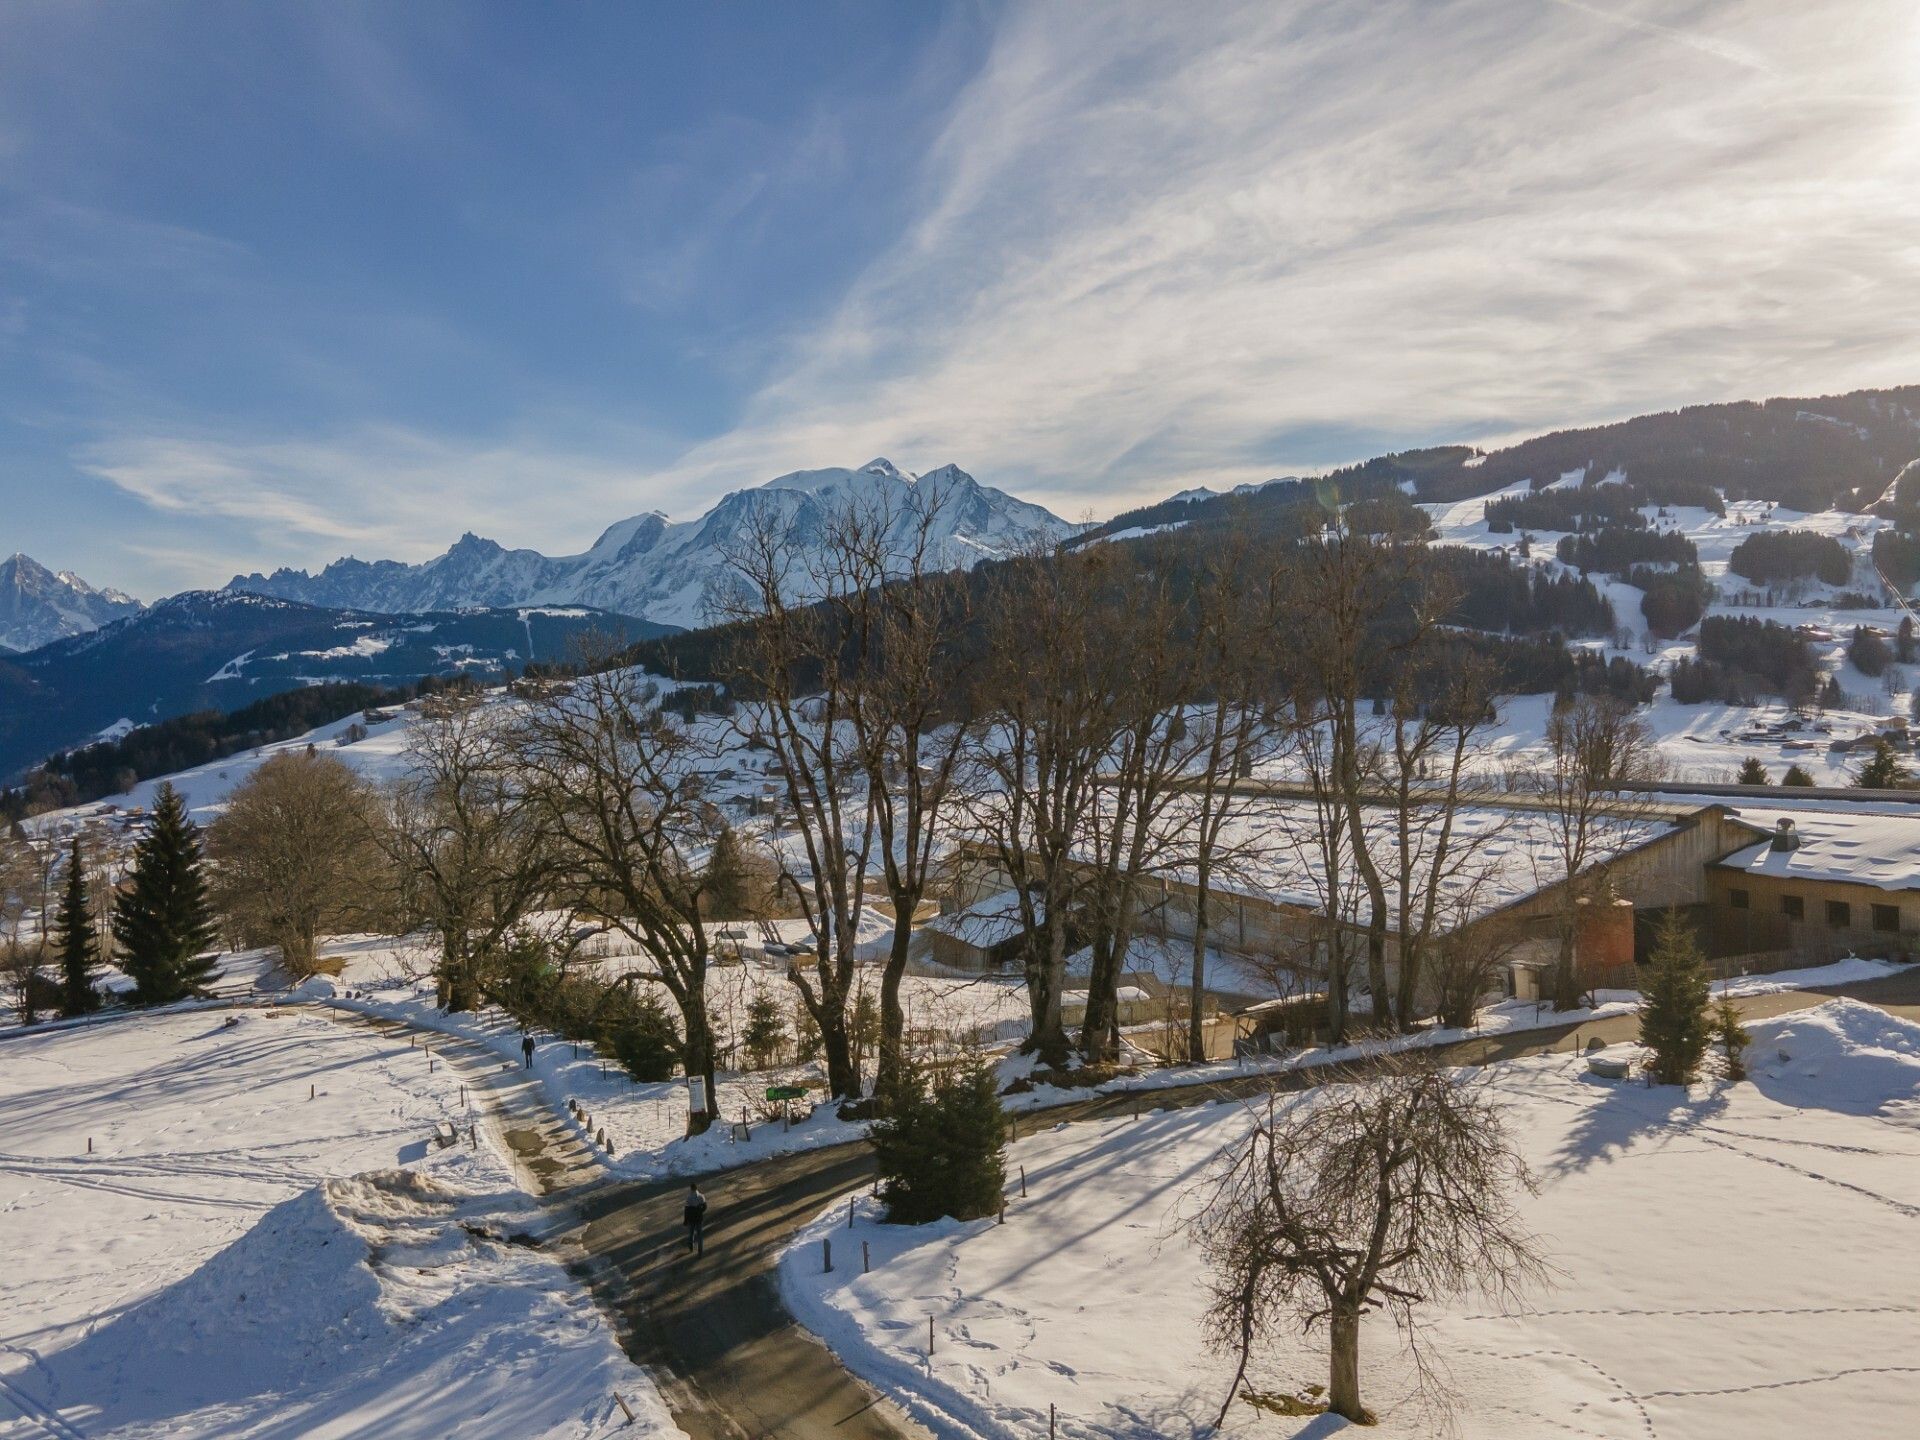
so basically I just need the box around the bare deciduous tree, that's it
[1197,1063,1549,1426]
[715,482,985,1100]
[377,695,556,1011]
[1176,538,1290,1062]
[1531,695,1660,1010]
[208,749,383,977]
[964,544,1133,1066]
[517,663,728,1131]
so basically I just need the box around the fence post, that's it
[928,1314,935,1356]
[862,1240,870,1274]
[823,1238,832,1273]
[848,1198,855,1229]
[1020,1165,1027,1198]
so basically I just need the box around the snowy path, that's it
[319,1003,606,1197]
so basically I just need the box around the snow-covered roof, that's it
[923,891,1038,951]
[1152,794,1677,929]
[1716,806,1920,892]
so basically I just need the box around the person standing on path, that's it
[683,1183,708,1256]
[521,1032,536,1069]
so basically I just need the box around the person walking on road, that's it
[683,1183,708,1256]
[521,1032,536,1069]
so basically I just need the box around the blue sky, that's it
[4,1,1919,598]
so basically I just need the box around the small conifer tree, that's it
[1780,764,1815,787]
[870,1057,1008,1224]
[54,837,102,1018]
[1639,910,1712,1086]
[1735,757,1769,785]
[1854,739,1909,790]
[601,990,682,1082]
[791,994,822,1063]
[1712,996,1751,1082]
[113,783,221,1005]
[702,826,752,920]
[743,991,788,1069]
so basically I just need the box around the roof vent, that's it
[1770,817,1801,853]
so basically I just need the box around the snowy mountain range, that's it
[0,589,672,779]
[0,553,143,653]
[227,459,1075,629]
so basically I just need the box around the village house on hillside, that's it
[927,783,1920,1027]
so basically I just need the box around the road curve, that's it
[331,967,1920,1440]
[558,965,1920,1440]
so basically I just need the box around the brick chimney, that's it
[1575,880,1636,984]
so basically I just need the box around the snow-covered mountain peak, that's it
[0,553,145,654]
[223,459,1075,630]
[859,457,909,483]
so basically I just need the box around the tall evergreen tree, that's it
[113,783,220,1004]
[54,837,102,1017]
[1639,910,1712,1086]
[1854,739,1909,790]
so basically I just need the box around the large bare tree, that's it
[1531,695,1660,1010]
[1173,537,1290,1062]
[377,694,556,1011]
[964,544,1136,1065]
[208,748,383,977]
[1198,1063,1549,1426]
[1282,522,1504,1032]
[716,482,981,1100]
[517,664,728,1131]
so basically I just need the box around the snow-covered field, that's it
[781,998,1920,1439]
[0,1007,678,1439]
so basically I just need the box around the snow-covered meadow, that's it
[781,999,1920,1439]
[0,1006,679,1439]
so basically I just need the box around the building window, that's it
[1826,900,1851,929]
[1781,895,1805,921]
[1874,904,1900,934]
[1729,888,1749,910]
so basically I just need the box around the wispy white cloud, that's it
[56,0,1920,595]
[645,0,1920,514]
[76,425,662,575]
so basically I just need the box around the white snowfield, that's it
[781,998,1920,1440]
[0,1007,679,1440]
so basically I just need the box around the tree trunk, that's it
[1023,921,1071,1067]
[1187,900,1210,1064]
[1325,932,1349,1045]
[439,934,478,1012]
[683,1017,718,1136]
[1081,886,1137,1063]
[1364,900,1390,1032]
[819,1009,858,1100]
[1394,944,1422,1035]
[876,925,911,1101]
[1328,1303,1367,1423]
[1551,923,1581,1011]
